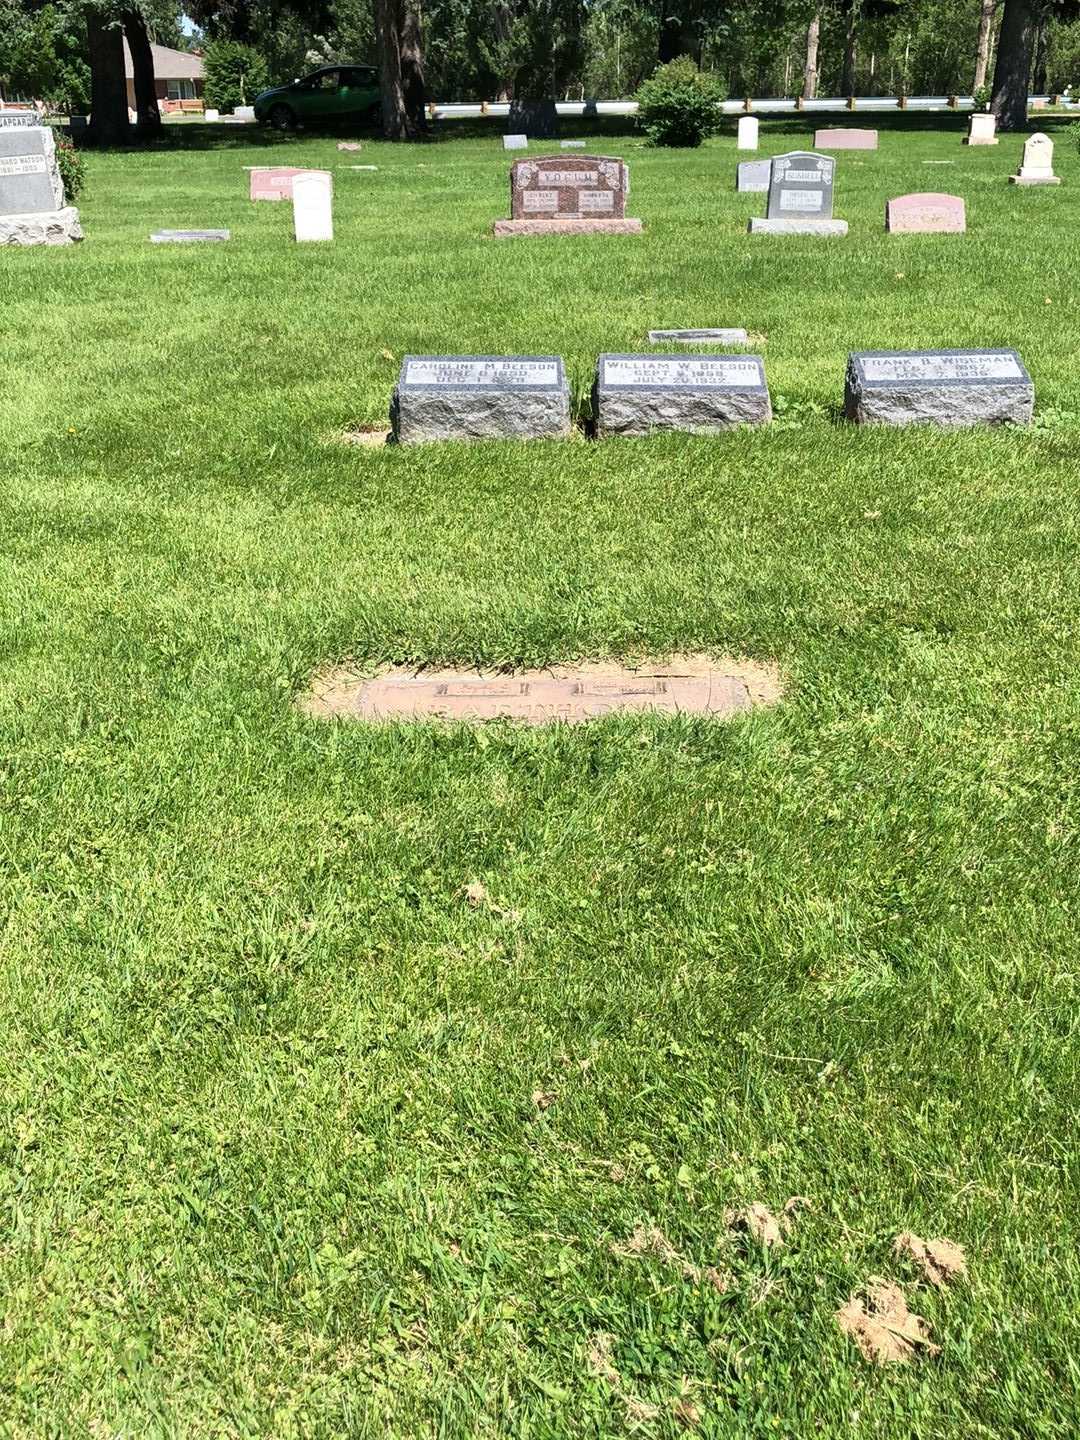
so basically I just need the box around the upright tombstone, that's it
[966,112,998,145]
[292,170,333,242]
[885,192,966,233]
[814,127,878,150]
[749,151,846,236]
[503,134,528,150]
[0,111,42,129]
[494,155,642,236]
[593,354,771,436]
[204,108,220,121]
[845,349,1033,427]
[390,356,572,444]
[736,158,771,193]
[737,116,759,151]
[1009,132,1060,185]
[0,124,82,246]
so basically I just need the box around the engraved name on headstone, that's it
[0,111,41,128]
[845,348,1034,426]
[250,166,307,201]
[391,355,572,444]
[594,353,771,435]
[749,152,847,235]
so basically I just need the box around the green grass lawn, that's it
[2,116,1079,1437]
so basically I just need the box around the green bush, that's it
[202,40,269,112]
[634,57,726,148]
[55,135,85,201]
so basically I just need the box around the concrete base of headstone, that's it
[391,385,571,444]
[1008,172,1060,185]
[493,217,643,237]
[748,217,847,236]
[0,205,82,246]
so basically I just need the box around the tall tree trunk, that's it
[990,0,1036,130]
[86,7,130,146]
[123,9,160,135]
[376,0,425,140]
[841,1,860,95]
[803,12,820,98]
[973,0,998,90]
[1032,16,1047,91]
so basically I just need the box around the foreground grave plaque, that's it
[737,158,770,192]
[1009,132,1060,185]
[749,152,846,235]
[150,229,230,243]
[594,354,770,436]
[0,125,81,246]
[250,166,307,201]
[966,112,998,145]
[814,127,878,150]
[885,192,965,232]
[845,349,1033,427]
[494,154,642,235]
[647,327,748,345]
[301,659,783,725]
[391,355,571,443]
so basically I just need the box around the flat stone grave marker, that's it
[301,658,781,725]
[293,170,333,242]
[495,154,642,236]
[885,192,965,233]
[647,327,748,345]
[1009,132,1060,185]
[814,127,877,149]
[749,151,846,236]
[737,158,771,192]
[250,166,308,201]
[503,134,527,150]
[737,116,759,150]
[0,125,81,245]
[338,141,362,152]
[561,140,586,148]
[594,353,771,436]
[966,112,998,145]
[391,355,571,444]
[150,229,230,243]
[845,349,1033,427]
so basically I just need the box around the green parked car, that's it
[254,65,381,131]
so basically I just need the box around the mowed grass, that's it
[1,116,1079,1437]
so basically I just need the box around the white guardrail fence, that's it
[428,94,1074,121]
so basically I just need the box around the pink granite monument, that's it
[493,154,642,236]
[885,192,966,233]
[814,128,878,150]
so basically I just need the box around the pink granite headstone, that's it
[885,192,966,233]
[814,128,878,150]
[250,167,308,201]
[510,154,628,220]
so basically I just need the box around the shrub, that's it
[634,57,726,148]
[203,40,269,112]
[55,136,86,201]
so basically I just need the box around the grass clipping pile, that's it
[299,655,783,726]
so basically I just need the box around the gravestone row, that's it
[389,349,1034,444]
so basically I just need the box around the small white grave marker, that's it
[965,112,998,145]
[737,116,759,151]
[293,170,333,242]
[204,108,220,122]
[1009,132,1060,185]
[503,134,527,150]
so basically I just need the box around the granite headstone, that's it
[845,349,1033,426]
[814,127,878,150]
[749,151,847,235]
[885,192,966,232]
[391,356,572,444]
[593,354,771,436]
[736,158,771,193]
[503,134,528,150]
[966,112,998,145]
[494,154,642,235]
[250,166,307,201]
[0,125,81,245]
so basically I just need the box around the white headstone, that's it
[204,108,220,122]
[1010,131,1059,184]
[737,116,759,151]
[293,170,333,242]
[503,134,527,150]
[966,112,998,145]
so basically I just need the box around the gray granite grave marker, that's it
[391,355,571,444]
[593,354,771,436]
[503,134,527,150]
[749,151,846,235]
[647,328,748,345]
[150,229,230,243]
[0,125,81,245]
[736,158,770,193]
[845,349,1033,426]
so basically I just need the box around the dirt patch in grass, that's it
[338,426,391,447]
[836,1281,940,1366]
[298,654,783,725]
[613,1223,730,1292]
[893,1232,967,1288]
